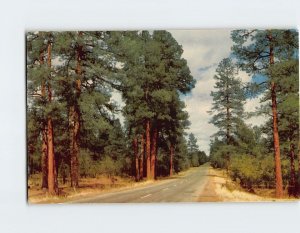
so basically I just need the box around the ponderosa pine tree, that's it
[27,32,49,189]
[187,133,199,153]
[54,31,122,187]
[269,59,299,196]
[167,95,190,176]
[187,133,200,167]
[27,31,195,191]
[27,32,58,194]
[150,31,194,178]
[231,29,298,198]
[209,58,245,171]
[114,30,194,180]
[209,58,245,143]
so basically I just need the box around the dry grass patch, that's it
[28,174,137,204]
[211,168,299,202]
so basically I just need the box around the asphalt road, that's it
[71,164,210,203]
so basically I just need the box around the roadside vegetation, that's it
[27,29,299,201]
[27,31,208,198]
[209,29,299,198]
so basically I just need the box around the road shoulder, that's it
[198,167,266,202]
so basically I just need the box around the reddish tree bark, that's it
[170,144,174,176]
[46,41,58,195]
[225,80,231,173]
[133,137,139,181]
[150,127,158,179]
[298,142,300,195]
[47,117,57,194]
[268,32,283,198]
[39,50,48,189]
[146,120,151,180]
[288,143,296,196]
[139,134,144,179]
[41,128,48,189]
[271,82,283,198]
[298,141,300,195]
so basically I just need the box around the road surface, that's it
[71,164,210,203]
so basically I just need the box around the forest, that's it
[27,31,208,196]
[209,30,299,198]
[27,29,299,201]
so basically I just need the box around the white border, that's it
[0,0,299,232]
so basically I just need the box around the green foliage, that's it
[209,30,300,195]
[190,153,200,167]
[229,154,294,190]
[231,29,298,74]
[209,58,246,144]
[173,136,190,172]
[197,151,208,165]
[187,133,199,153]
[230,154,262,189]
[79,150,124,178]
[26,30,197,185]
[271,59,299,152]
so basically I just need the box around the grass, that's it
[211,168,299,202]
[28,174,137,204]
[28,168,194,204]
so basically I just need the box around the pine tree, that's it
[115,30,195,180]
[27,32,49,189]
[27,32,59,194]
[53,31,122,187]
[231,29,298,198]
[269,59,299,196]
[187,133,199,153]
[209,58,245,172]
[209,58,245,144]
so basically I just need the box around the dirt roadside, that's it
[198,167,282,202]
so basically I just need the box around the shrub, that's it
[79,151,120,178]
[230,154,276,189]
[98,156,122,178]
[191,153,200,167]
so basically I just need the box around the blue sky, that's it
[111,30,268,155]
[168,30,267,154]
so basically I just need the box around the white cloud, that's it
[110,90,125,125]
[244,94,269,126]
[110,30,266,155]
[169,30,266,155]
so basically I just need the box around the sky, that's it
[111,30,267,155]
[168,30,266,154]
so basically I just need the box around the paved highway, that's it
[71,164,210,203]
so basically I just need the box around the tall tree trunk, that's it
[289,143,296,197]
[41,129,48,189]
[150,126,158,179]
[146,120,151,180]
[155,132,158,179]
[139,134,144,179]
[70,105,80,188]
[269,32,283,198]
[133,137,139,181]
[170,144,174,176]
[47,117,57,194]
[70,37,82,188]
[225,82,230,173]
[271,82,283,198]
[226,89,230,145]
[298,141,300,195]
[46,41,58,195]
[39,50,48,189]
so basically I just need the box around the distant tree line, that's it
[209,29,299,198]
[27,31,207,195]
